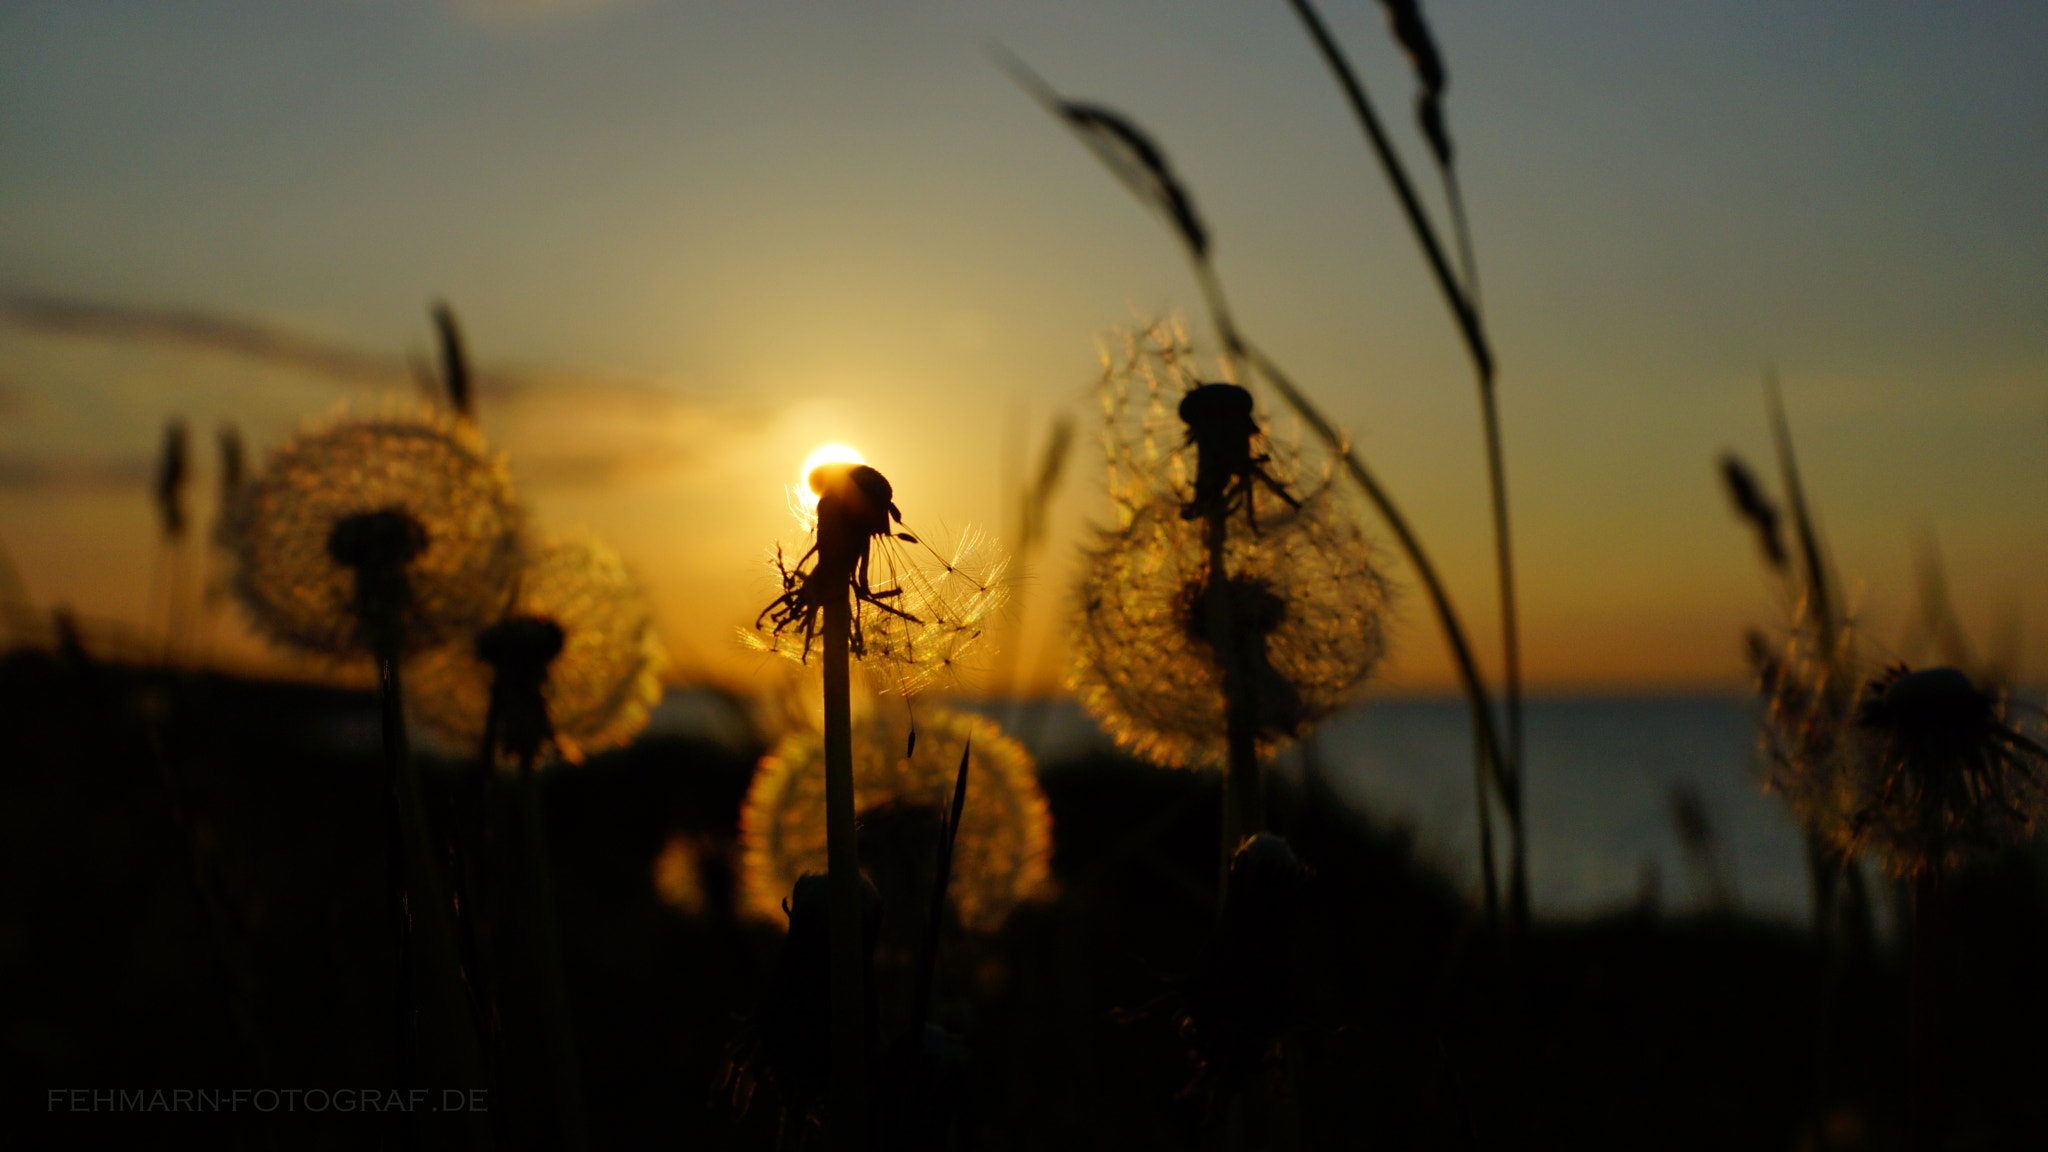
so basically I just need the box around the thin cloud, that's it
[1,291,769,488]
[0,454,151,492]
[3,294,406,387]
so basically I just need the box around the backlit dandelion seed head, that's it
[739,709,1052,934]
[409,535,667,762]
[228,407,523,659]
[1754,610,1860,835]
[1069,320,1389,768]
[743,471,1009,696]
[1783,664,2048,878]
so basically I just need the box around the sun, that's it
[796,443,865,510]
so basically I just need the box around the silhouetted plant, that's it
[227,408,522,659]
[747,468,1005,697]
[407,531,663,1151]
[746,460,1005,1146]
[410,534,665,764]
[226,405,514,1115]
[1071,322,1387,870]
[1004,52,1524,933]
[1182,833,1309,1134]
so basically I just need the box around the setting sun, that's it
[797,443,865,507]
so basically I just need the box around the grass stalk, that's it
[1005,46,1515,931]
[1281,0,1526,932]
[1192,265,1513,926]
[821,590,868,1149]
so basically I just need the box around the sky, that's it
[2,1,2045,696]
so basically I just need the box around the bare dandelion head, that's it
[739,708,1052,934]
[746,459,1008,695]
[228,408,523,659]
[409,535,667,764]
[1069,321,1389,768]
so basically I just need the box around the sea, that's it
[651,690,1861,929]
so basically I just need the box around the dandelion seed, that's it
[1070,322,1388,768]
[745,461,1008,695]
[409,535,666,765]
[739,708,1052,935]
[228,407,523,659]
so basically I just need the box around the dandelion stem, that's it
[1909,865,1945,1152]
[822,589,869,1149]
[518,751,590,1152]
[1194,263,1514,927]
[377,651,488,1136]
[1203,507,1265,901]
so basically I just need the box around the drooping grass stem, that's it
[1281,0,1526,932]
[821,589,868,1149]
[1006,44,1518,931]
[1192,262,1513,928]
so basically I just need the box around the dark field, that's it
[7,647,2047,1149]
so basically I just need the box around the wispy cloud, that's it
[0,454,151,492]
[0,290,769,489]
[3,294,405,387]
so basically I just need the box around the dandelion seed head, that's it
[228,407,523,659]
[410,534,666,762]
[1839,665,2048,876]
[1070,321,1388,767]
[748,462,1009,696]
[739,708,1052,934]
[1761,635,2048,877]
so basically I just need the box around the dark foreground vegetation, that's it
[6,648,2047,1150]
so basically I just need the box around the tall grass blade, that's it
[1763,371,1838,648]
[1281,0,1525,930]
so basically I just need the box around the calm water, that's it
[653,691,1834,925]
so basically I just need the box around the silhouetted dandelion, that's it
[409,535,666,765]
[228,407,523,660]
[224,405,506,1097]
[1071,323,1388,773]
[1826,665,2048,879]
[744,454,1005,1138]
[740,708,1052,937]
[746,461,1007,696]
[1777,662,2048,1147]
